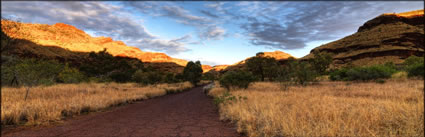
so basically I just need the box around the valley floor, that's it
[209,80,424,137]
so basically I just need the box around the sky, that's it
[1,1,423,66]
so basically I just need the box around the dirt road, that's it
[2,86,242,137]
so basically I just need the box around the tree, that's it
[132,70,163,85]
[310,51,333,75]
[203,70,219,82]
[219,71,255,90]
[10,58,63,100]
[183,61,203,86]
[292,61,317,86]
[57,63,86,83]
[246,52,280,81]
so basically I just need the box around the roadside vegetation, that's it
[211,52,424,137]
[209,80,424,137]
[1,82,193,126]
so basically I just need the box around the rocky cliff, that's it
[302,9,424,67]
[1,20,189,70]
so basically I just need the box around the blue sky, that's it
[1,1,423,66]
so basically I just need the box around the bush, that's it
[403,56,424,78]
[406,62,424,78]
[291,61,318,85]
[403,56,424,66]
[132,70,163,85]
[329,68,349,81]
[58,64,86,83]
[108,70,134,83]
[330,64,397,81]
[310,51,333,75]
[219,71,255,90]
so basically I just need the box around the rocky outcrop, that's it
[302,9,424,68]
[1,20,189,70]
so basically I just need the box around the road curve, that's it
[2,86,242,137]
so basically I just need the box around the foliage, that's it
[3,58,64,87]
[213,92,247,105]
[406,63,424,78]
[310,51,333,75]
[330,64,397,81]
[291,61,318,85]
[403,56,424,78]
[132,70,163,85]
[219,71,255,90]
[79,49,143,82]
[57,64,86,83]
[329,68,349,81]
[246,53,280,81]
[202,70,219,81]
[183,61,203,86]
[403,56,424,66]
[108,70,134,83]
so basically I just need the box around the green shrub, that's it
[330,64,397,81]
[329,68,349,81]
[219,71,255,90]
[402,56,424,78]
[403,56,424,66]
[58,64,86,83]
[132,70,163,85]
[109,70,134,83]
[406,62,424,78]
[213,92,247,105]
[292,61,318,85]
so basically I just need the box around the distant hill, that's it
[302,9,424,68]
[214,50,294,73]
[1,20,193,73]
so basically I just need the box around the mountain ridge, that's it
[302,9,424,67]
[1,20,190,67]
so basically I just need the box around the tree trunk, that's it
[24,87,30,101]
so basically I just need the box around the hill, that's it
[302,9,424,68]
[217,50,294,73]
[1,20,191,73]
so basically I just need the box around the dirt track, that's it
[2,86,242,137]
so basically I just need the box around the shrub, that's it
[391,71,408,80]
[58,64,86,83]
[310,51,333,75]
[403,56,424,66]
[330,64,397,81]
[329,68,349,81]
[406,62,424,78]
[293,61,318,85]
[219,71,255,90]
[403,56,424,78]
[132,70,163,85]
[108,70,133,83]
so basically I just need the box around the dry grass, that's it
[1,82,193,126]
[209,80,424,137]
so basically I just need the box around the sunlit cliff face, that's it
[1,20,189,66]
[384,9,424,18]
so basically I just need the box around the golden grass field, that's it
[1,82,193,126]
[209,80,424,137]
